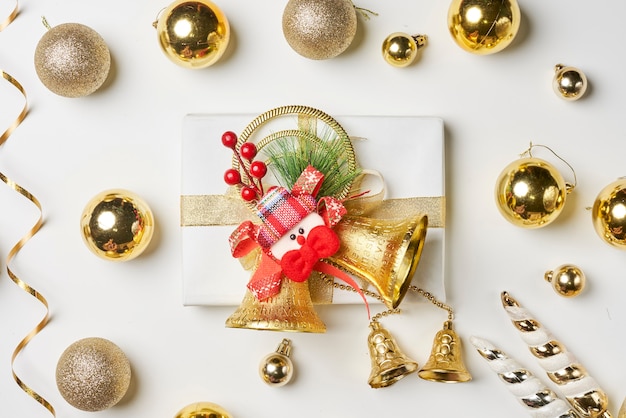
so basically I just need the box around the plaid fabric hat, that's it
[256,186,317,249]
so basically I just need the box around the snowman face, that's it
[269,212,325,260]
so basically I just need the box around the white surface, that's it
[1,1,626,417]
[181,114,445,306]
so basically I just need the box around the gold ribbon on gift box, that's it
[180,106,445,304]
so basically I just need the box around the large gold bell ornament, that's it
[495,146,574,228]
[282,0,357,60]
[174,402,232,418]
[154,0,230,69]
[592,178,626,249]
[80,189,155,261]
[447,0,521,55]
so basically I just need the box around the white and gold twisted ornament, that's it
[501,291,612,418]
[470,336,578,418]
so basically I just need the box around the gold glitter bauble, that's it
[56,337,131,412]
[34,23,111,97]
[174,402,233,418]
[155,0,230,69]
[447,0,521,55]
[545,264,586,297]
[80,189,154,261]
[282,0,357,60]
[592,178,626,249]
[495,158,570,228]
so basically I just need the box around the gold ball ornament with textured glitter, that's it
[80,189,154,261]
[382,33,427,67]
[56,337,131,412]
[495,155,573,228]
[282,0,357,60]
[155,0,230,69]
[448,0,521,54]
[545,264,586,297]
[592,178,626,249]
[174,402,233,418]
[553,64,588,101]
[34,21,110,97]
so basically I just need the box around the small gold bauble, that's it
[447,0,521,55]
[545,264,586,297]
[592,178,626,249]
[34,23,110,97]
[259,339,294,387]
[553,64,588,101]
[495,157,570,228]
[80,189,154,261]
[56,337,131,412]
[382,33,427,67]
[282,0,357,60]
[155,0,230,69]
[174,402,232,418]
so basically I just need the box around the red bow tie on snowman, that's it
[229,165,368,313]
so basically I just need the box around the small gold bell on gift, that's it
[495,145,574,228]
[418,321,472,383]
[367,322,419,388]
[259,339,294,387]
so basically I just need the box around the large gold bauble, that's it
[447,0,521,55]
[592,178,626,249]
[80,189,154,261]
[56,337,131,412]
[282,0,357,60]
[174,402,232,418]
[495,158,569,228]
[34,23,110,97]
[155,0,230,69]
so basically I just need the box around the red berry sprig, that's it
[221,131,267,202]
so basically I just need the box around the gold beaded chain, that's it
[323,277,454,323]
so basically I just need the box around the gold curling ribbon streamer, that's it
[0,1,18,31]
[1,69,56,416]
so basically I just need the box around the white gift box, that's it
[180,111,446,306]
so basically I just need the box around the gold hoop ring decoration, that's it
[232,105,358,209]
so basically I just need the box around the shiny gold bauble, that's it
[155,0,230,69]
[282,0,357,60]
[56,337,131,412]
[259,339,294,387]
[80,189,154,261]
[174,402,232,418]
[553,64,588,101]
[545,264,586,297]
[382,33,427,67]
[495,157,570,228]
[592,178,626,249]
[34,23,110,97]
[447,0,521,54]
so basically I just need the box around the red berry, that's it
[240,186,257,201]
[250,161,267,178]
[224,168,241,185]
[221,131,237,149]
[240,142,257,160]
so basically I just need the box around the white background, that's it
[1,0,626,417]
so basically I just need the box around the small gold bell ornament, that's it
[154,0,230,69]
[495,143,575,228]
[56,337,131,412]
[34,19,110,97]
[447,0,521,54]
[80,189,155,261]
[592,178,626,249]
[174,402,232,418]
